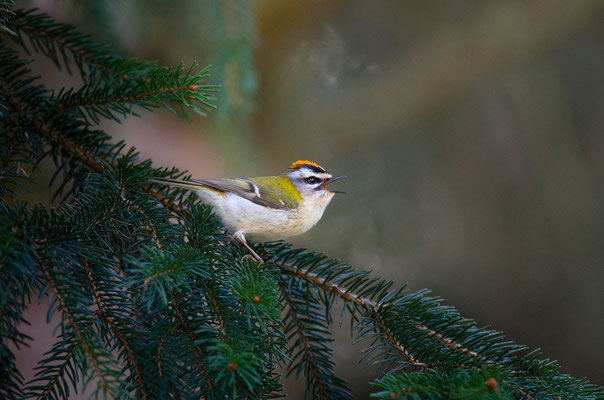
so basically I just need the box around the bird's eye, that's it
[304,177,321,185]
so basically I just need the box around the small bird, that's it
[150,160,345,261]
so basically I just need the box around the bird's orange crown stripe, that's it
[290,160,326,172]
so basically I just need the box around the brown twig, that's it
[157,332,169,378]
[83,261,146,400]
[124,198,163,250]
[143,268,179,286]
[38,344,77,400]
[373,314,428,369]
[504,381,538,400]
[203,284,227,337]
[275,260,379,309]
[39,261,110,393]
[145,186,187,217]
[36,123,104,174]
[59,84,200,113]
[278,281,329,400]
[171,302,213,392]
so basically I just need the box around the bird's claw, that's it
[241,254,264,264]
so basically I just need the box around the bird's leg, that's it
[234,231,263,263]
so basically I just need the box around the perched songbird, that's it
[150,160,345,261]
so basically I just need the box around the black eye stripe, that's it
[304,177,321,185]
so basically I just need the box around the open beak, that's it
[322,176,346,194]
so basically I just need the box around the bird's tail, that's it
[149,177,209,191]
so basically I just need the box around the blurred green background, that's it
[16,0,604,397]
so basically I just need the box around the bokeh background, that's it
[15,0,604,397]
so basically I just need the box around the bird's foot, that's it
[234,231,264,264]
[241,253,264,264]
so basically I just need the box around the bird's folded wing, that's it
[195,177,298,210]
[150,176,299,210]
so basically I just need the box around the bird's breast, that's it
[196,188,334,242]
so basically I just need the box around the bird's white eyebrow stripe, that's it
[301,173,332,180]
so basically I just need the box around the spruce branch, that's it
[280,283,327,399]
[0,1,15,35]
[5,11,217,126]
[270,249,494,366]
[38,261,113,396]
[123,198,163,250]
[0,204,39,370]
[83,261,147,400]
[26,336,78,400]
[274,255,382,311]
[203,282,228,338]
[1,56,184,214]
[0,118,41,195]
[371,368,514,399]
[373,315,429,370]
[206,340,263,395]
[56,63,217,124]
[171,301,214,393]
[272,253,433,370]
[9,9,156,83]
[503,382,536,400]
[279,279,352,400]
[231,262,282,331]
[278,250,604,399]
